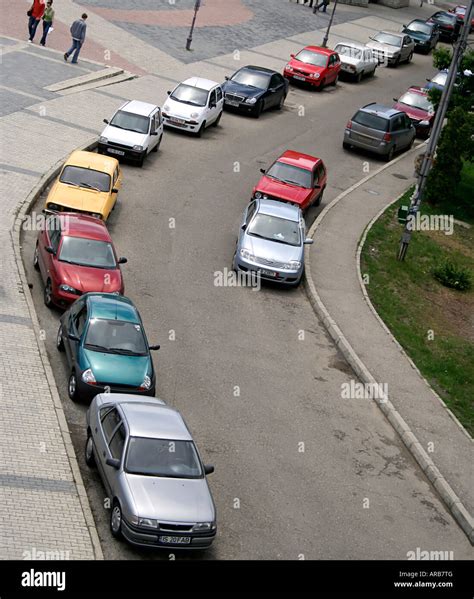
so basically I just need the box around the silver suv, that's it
[85,393,217,549]
[343,103,416,162]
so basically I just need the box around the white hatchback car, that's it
[162,77,224,137]
[334,42,377,82]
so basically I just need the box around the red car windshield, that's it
[59,237,116,269]
[398,92,433,112]
[266,161,312,188]
[295,50,327,68]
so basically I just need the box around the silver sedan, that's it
[367,31,415,67]
[85,393,217,549]
[334,42,377,82]
[233,198,313,287]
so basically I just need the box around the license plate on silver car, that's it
[108,149,125,156]
[159,536,191,545]
[261,269,277,278]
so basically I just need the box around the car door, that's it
[95,406,123,495]
[150,110,163,150]
[215,86,224,115]
[67,302,88,370]
[62,298,84,365]
[269,74,285,107]
[365,49,375,73]
[38,215,59,282]
[390,115,405,149]
[240,200,257,242]
[402,36,412,60]
[207,89,219,125]
[401,114,414,148]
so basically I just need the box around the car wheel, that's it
[196,121,206,137]
[407,51,413,63]
[315,188,324,207]
[386,146,395,162]
[44,279,53,308]
[68,370,80,402]
[318,79,326,91]
[277,94,286,110]
[369,66,376,77]
[342,142,352,151]
[152,136,161,152]
[33,244,40,271]
[110,501,123,539]
[408,136,415,150]
[331,74,339,86]
[137,154,145,167]
[355,71,362,83]
[394,56,401,68]
[253,100,263,118]
[213,111,223,127]
[84,433,96,467]
[56,324,64,352]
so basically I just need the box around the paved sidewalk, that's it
[306,149,474,540]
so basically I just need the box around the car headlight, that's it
[192,522,215,532]
[310,73,320,79]
[82,369,96,384]
[240,249,257,262]
[246,97,258,104]
[190,112,199,118]
[140,375,152,390]
[420,120,430,126]
[47,203,60,212]
[59,284,79,294]
[289,260,302,270]
[99,136,108,144]
[254,191,262,199]
[138,518,158,529]
[286,66,293,72]
[163,104,170,112]
[133,145,143,151]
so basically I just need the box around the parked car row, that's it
[32,9,471,550]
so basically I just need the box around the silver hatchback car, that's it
[233,198,313,286]
[86,393,217,549]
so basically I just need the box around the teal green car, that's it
[57,293,160,402]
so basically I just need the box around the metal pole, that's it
[186,0,201,51]
[397,0,473,261]
[321,0,339,48]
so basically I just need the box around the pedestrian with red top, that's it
[27,0,45,43]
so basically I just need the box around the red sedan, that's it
[450,5,474,31]
[33,212,127,308]
[284,46,341,89]
[393,86,435,138]
[252,150,327,211]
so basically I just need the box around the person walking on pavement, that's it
[303,0,314,7]
[39,1,54,47]
[27,0,45,43]
[314,0,329,13]
[64,13,88,64]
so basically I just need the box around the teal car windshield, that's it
[85,318,148,356]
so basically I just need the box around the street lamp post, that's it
[321,0,338,48]
[186,0,201,51]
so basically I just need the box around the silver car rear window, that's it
[353,111,389,131]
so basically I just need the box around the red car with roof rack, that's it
[252,150,327,211]
[284,46,341,90]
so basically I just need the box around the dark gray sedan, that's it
[85,393,217,549]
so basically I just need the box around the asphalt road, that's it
[21,53,474,560]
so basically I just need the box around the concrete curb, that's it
[303,145,474,545]
[10,138,104,560]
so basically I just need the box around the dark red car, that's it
[33,212,127,308]
[252,150,327,211]
[450,5,474,32]
[393,86,435,138]
[284,46,341,90]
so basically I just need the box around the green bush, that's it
[433,261,472,291]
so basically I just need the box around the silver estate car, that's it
[233,198,313,287]
[367,31,415,67]
[334,42,377,82]
[343,103,416,162]
[85,393,217,549]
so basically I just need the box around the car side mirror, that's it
[68,333,80,342]
[45,245,56,255]
[204,464,215,475]
[314,183,321,189]
[224,76,230,80]
[259,168,266,174]
[167,90,171,95]
[149,344,160,351]
[304,238,314,245]
[241,223,247,231]
[290,53,295,58]
[103,118,109,124]
[112,188,119,193]
[151,131,159,136]
[210,102,216,108]
[106,457,120,469]
[269,87,277,92]
[118,257,127,264]
[393,98,398,102]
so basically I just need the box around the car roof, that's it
[405,85,428,97]
[407,18,431,26]
[66,150,118,175]
[58,213,112,242]
[378,30,404,38]
[257,198,301,221]
[182,77,219,91]
[359,103,401,118]
[303,45,336,56]
[85,293,140,322]
[120,100,158,117]
[334,41,368,51]
[119,402,193,441]
[278,149,321,170]
[239,65,278,76]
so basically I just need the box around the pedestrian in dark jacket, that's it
[40,1,54,47]
[314,0,330,12]
[64,13,88,64]
[303,0,314,7]
[28,0,45,42]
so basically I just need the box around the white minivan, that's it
[98,100,163,167]
[162,77,224,137]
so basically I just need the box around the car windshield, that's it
[59,237,116,269]
[266,161,312,188]
[294,49,328,67]
[434,12,455,23]
[125,437,203,479]
[407,22,431,34]
[231,69,270,90]
[170,84,209,107]
[398,92,433,112]
[353,110,389,131]
[455,7,465,15]
[373,33,402,47]
[60,166,110,192]
[335,45,362,59]
[110,110,150,134]
[85,319,147,355]
[432,72,447,85]
[248,213,301,247]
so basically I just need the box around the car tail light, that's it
[446,24,454,29]
[346,120,352,129]
[383,132,391,142]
